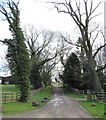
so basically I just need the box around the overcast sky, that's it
[0,0,104,76]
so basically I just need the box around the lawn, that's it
[3,87,53,115]
[1,84,19,93]
[67,91,104,118]
[80,100,104,118]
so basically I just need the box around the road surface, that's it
[3,87,95,118]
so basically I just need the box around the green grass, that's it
[3,87,53,115]
[3,102,35,115]
[1,84,20,104]
[31,87,53,101]
[80,100,104,118]
[67,92,104,118]
[1,84,19,93]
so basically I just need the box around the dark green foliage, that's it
[41,69,51,87]
[30,64,42,89]
[29,52,56,89]
[80,63,93,90]
[0,1,31,102]
[30,63,52,89]
[63,53,81,90]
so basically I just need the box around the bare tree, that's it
[57,32,73,67]
[49,0,105,92]
[24,26,58,69]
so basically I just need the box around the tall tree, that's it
[0,1,30,102]
[63,52,81,90]
[50,0,106,92]
[24,27,58,89]
[41,62,54,87]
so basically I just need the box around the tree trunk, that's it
[87,89,92,101]
[88,56,103,93]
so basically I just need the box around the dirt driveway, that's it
[3,87,96,118]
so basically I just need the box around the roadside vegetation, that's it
[2,86,53,115]
[80,100,104,118]
[67,92,104,118]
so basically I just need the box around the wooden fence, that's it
[1,92,20,103]
[81,90,106,101]
[1,88,42,104]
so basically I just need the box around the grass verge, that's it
[80,100,104,118]
[3,87,53,115]
[67,91,104,118]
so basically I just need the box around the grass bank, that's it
[67,91,104,118]
[3,87,53,115]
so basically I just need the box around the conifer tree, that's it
[63,53,81,90]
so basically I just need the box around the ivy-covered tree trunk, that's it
[0,1,31,102]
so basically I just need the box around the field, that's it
[1,84,19,92]
[2,85,53,115]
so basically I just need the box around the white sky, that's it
[0,0,104,76]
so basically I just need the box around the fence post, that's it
[11,93,13,102]
[2,92,20,103]
[87,90,92,101]
[5,93,7,103]
[92,92,96,101]
[16,92,20,101]
[82,90,85,99]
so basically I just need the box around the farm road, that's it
[3,87,96,119]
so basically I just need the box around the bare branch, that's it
[89,13,101,21]
[91,31,99,47]
[96,64,106,72]
[90,2,102,15]
[75,0,82,23]
[38,51,58,68]
[59,34,74,46]
[93,43,106,59]
[89,0,93,16]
